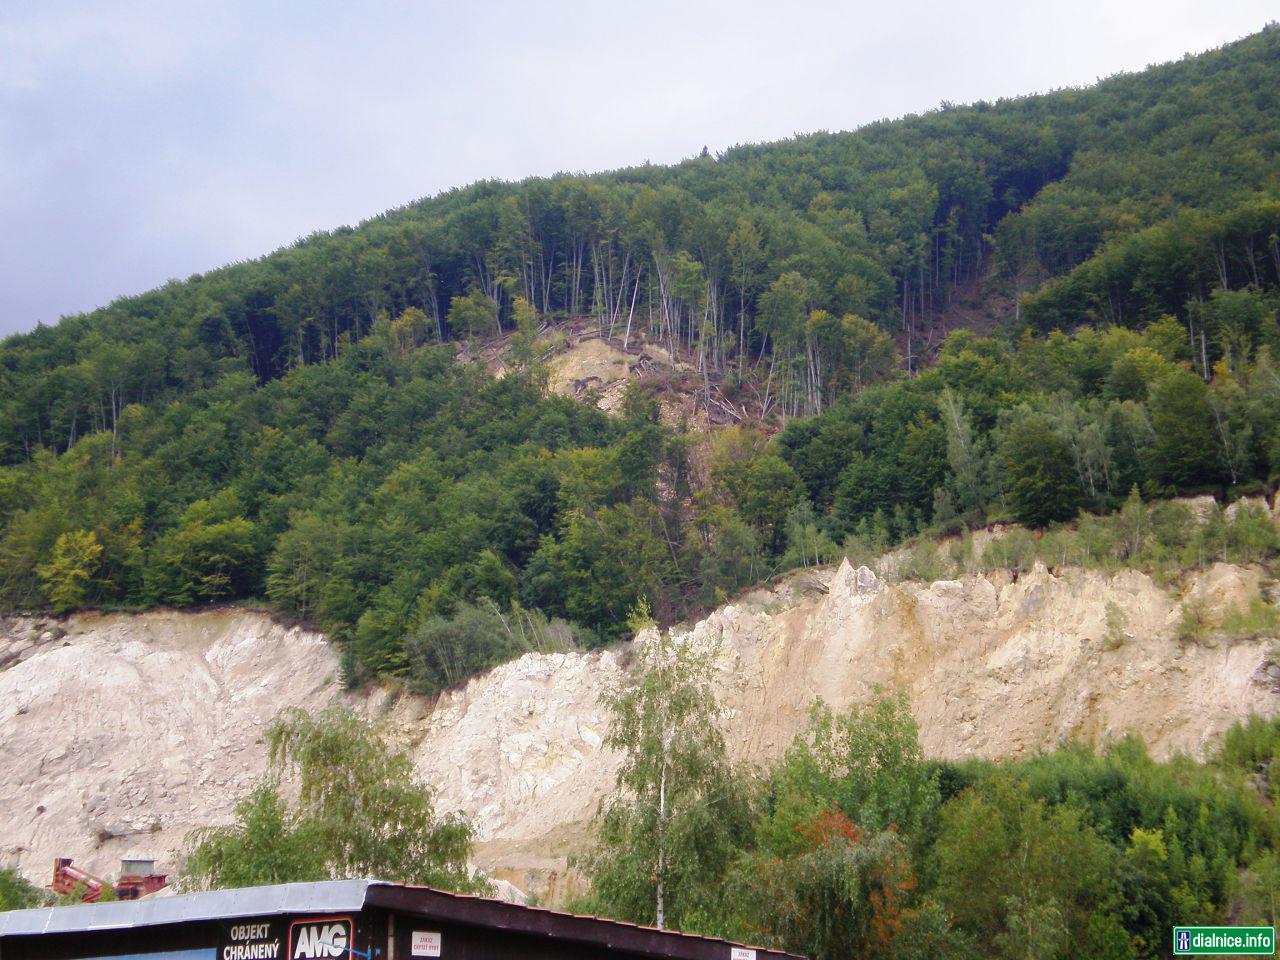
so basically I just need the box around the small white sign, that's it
[731,949,757,960]
[411,930,442,957]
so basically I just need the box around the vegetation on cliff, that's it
[581,642,1280,960]
[186,708,481,892]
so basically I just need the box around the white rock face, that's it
[384,558,1279,895]
[2,559,1278,900]
[0,609,340,887]
[399,649,626,843]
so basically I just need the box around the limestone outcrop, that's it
[2,558,1277,901]
[0,610,339,888]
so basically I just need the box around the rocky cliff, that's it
[0,610,339,889]
[3,558,1278,900]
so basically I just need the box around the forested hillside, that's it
[2,27,1280,686]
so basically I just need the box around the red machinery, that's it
[51,857,168,902]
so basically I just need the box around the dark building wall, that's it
[0,912,378,960]
[1,909,670,960]
[389,917,639,960]
[0,884,799,960]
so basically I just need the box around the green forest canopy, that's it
[2,27,1280,687]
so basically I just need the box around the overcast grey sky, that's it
[0,1,1274,337]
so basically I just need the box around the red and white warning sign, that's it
[411,930,442,957]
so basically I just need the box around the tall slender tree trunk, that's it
[655,762,666,930]
[624,274,641,350]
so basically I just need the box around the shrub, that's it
[1219,716,1280,774]
[1220,595,1280,641]
[1072,514,1119,569]
[895,539,951,582]
[1104,601,1129,651]
[404,600,580,694]
[0,865,45,909]
[1193,506,1231,566]
[982,527,1038,573]
[780,502,841,572]
[696,512,765,607]
[1147,500,1196,573]
[1227,504,1280,564]
[947,532,976,575]
[839,531,883,569]
[36,529,103,613]
[1175,597,1213,645]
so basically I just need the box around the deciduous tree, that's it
[584,613,749,929]
[188,708,481,892]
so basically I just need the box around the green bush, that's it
[1220,595,1280,641]
[694,510,765,607]
[1103,601,1129,651]
[780,502,840,572]
[0,865,45,909]
[895,539,952,583]
[1219,715,1280,775]
[1227,504,1280,564]
[187,708,482,892]
[1175,597,1213,645]
[404,601,579,694]
[982,527,1038,573]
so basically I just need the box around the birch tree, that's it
[187,708,482,892]
[727,218,764,375]
[940,389,991,513]
[585,604,748,930]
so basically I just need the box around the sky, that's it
[0,1,1275,337]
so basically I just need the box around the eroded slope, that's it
[2,559,1276,898]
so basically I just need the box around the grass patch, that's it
[1220,595,1280,642]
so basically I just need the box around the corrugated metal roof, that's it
[0,879,372,937]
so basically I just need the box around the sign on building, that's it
[411,930,443,957]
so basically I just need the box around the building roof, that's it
[0,879,371,936]
[0,879,805,960]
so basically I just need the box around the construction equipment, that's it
[51,857,168,902]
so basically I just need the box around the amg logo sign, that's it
[288,917,354,959]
